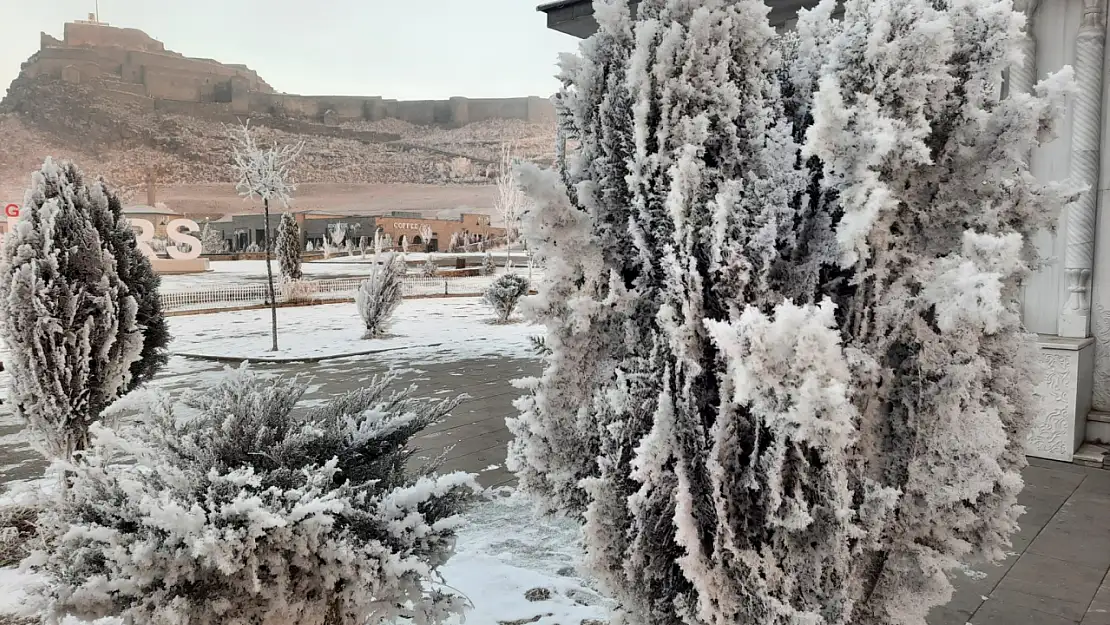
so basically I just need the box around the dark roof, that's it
[537,0,823,38]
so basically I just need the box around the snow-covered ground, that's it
[0,492,611,625]
[159,259,386,290]
[169,297,540,362]
[160,257,534,291]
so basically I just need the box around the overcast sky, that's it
[1,0,577,100]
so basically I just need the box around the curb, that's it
[174,342,446,364]
[164,292,479,317]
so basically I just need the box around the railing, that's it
[159,271,543,313]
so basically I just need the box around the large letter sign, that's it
[166,219,202,260]
[128,218,203,260]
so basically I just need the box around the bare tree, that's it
[229,121,303,352]
[495,143,530,266]
[419,224,433,252]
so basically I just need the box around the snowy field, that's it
[159,259,390,290]
[160,256,533,291]
[169,297,539,362]
[0,492,612,625]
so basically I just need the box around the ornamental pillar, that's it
[1061,0,1106,338]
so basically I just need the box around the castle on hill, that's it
[18,16,555,127]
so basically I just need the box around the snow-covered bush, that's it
[422,256,439,277]
[508,1,1076,624]
[31,367,478,625]
[357,253,406,338]
[483,273,529,323]
[0,159,145,459]
[199,221,226,254]
[447,231,463,253]
[482,252,496,276]
[0,504,41,566]
[419,225,434,252]
[276,212,303,281]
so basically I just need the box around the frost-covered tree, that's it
[91,180,169,393]
[0,159,144,459]
[509,1,1076,624]
[422,256,439,277]
[419,224,434,252]
[32,366,478,625]
[483,273,530,323]
[199,220,226,255]
[481,252,496,276]
[275,212,303,281]
[495,144,530,244]
[357,252,405,339]
[229,122,302,352]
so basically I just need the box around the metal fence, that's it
[159,272,541,313]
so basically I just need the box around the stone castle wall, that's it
[22,21,556,126]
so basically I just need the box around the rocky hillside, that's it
[0,74,557,209]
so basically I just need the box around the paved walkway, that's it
[0,352,1107,624]
[931,458,1110,625]
[0,352,541,488]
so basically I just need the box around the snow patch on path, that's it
[441,491,612,625]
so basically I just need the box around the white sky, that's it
[0,0,578,100]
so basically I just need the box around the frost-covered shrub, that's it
[32,367,478,625]
[276,212,303,280]
[199,221,226,255]
[482,252,496,276]
[0,159,145,459]
[422,256,439,277]
[357,253,406,338]
[0,504,40,567]
[484,273,529,323]
[509,1,1076,624]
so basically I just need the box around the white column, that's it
[1088,0,1110,411]
[1061,0,1106,338]
[1010,0,1039,100]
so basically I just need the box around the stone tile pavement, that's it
[929,458,1110,625]
[1,352,1107,624]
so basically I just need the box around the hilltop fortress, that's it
[17,18,556,126]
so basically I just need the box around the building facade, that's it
[205,210,505,254]
[538,0,1110,466]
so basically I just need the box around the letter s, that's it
[166,219,202,260]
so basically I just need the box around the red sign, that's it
[4,204,18,218]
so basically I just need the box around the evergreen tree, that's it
[511,1,1076,624]
[422,256,438,277]
[357,252,405,339]
[276,212,303,281]
[199,220,226,254]
[90,180,169,392]
[481,252,496,276]
[483,273,529,323]
[0,159,144,459]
